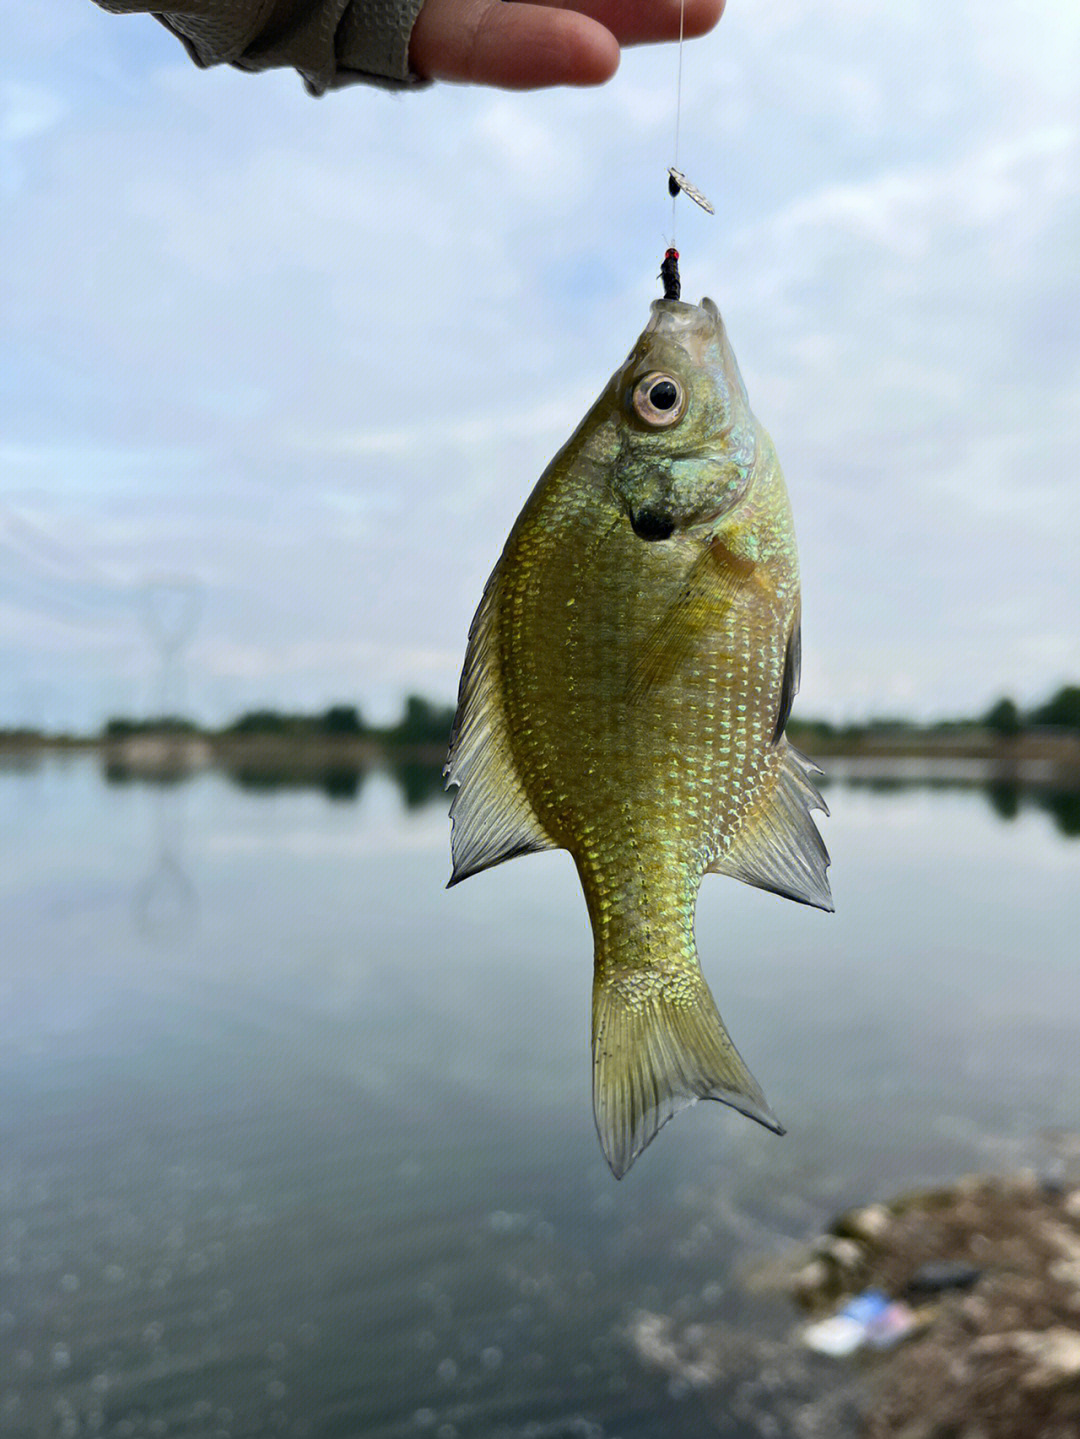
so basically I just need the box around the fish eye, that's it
[632,372,685,428]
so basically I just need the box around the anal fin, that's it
[708,745,832,911]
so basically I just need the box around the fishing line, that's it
[671,0,686,247]
[660,0,714,301]
[658,0,688,302]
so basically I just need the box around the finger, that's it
[535,0,724,47]
[410,0,620,89]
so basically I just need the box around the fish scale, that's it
[446,297,831,1178]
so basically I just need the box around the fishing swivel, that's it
[661,173,714,302]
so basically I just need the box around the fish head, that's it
[610,298,757,542]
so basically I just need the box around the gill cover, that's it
[613,299,759,537]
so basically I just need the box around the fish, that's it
[445,296,831,1179]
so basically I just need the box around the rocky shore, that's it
[631,1165,1080,1439]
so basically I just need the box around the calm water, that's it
[1,758,1078,1438]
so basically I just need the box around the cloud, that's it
[1,1,1077,728]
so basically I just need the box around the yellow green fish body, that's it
[447,298,831,1177]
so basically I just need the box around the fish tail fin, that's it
[591,968,783,1179]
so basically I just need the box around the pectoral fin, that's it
[626,537,756,702]
[445,571,556,886]
[708,745,832,911]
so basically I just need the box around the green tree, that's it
[103,717,138,738]
[321,705,363,734]
[1029,685,1080,733]
[393,694,456,746]
[984,697,1021,738]
[228,709,295,734]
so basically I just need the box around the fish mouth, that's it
[629,508,675,542]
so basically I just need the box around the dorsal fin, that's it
[708,745,832,911]
[444,569,556,886]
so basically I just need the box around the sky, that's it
[2,0,1078,731]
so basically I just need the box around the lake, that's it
[1,757,1078,1438]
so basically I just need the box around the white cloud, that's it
[1,0,1077,728]
[201,635,460,682]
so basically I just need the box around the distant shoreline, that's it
[789,726,1080,791]
[2,728,1079,792]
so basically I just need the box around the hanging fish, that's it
[446,296,831,1178]
[668,167,715,215]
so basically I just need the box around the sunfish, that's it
[446,297,831,1178]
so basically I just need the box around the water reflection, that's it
[131,735,200,945]
[226,759,369,802]
[986,777,1022,822]
[393,759,452,809]
[1035,787,1080,836]
[132,842,198,942]
[1,756,1078,1439]
[978,777,1080,836]
[93,751,1080,838]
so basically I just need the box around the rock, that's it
[835,1204,892,1243]
[1018,1327,1080,1389]
[815,1236,864,1271]
[971,1327,1080,1389]
[1042,1220,1080,1263]
[1001,1169,1039,1199]
[961,1294,990,1326]
[1049,1258,1080,1289]
[741,1160,1080,1437]
[791,1259,831,1300]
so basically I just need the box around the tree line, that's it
[101,694,457,747]
[980,686,1080,738]
[5,683,1078,747]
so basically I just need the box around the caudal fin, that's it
[592,970,783,1179]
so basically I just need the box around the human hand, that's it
[409,0,724,89]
